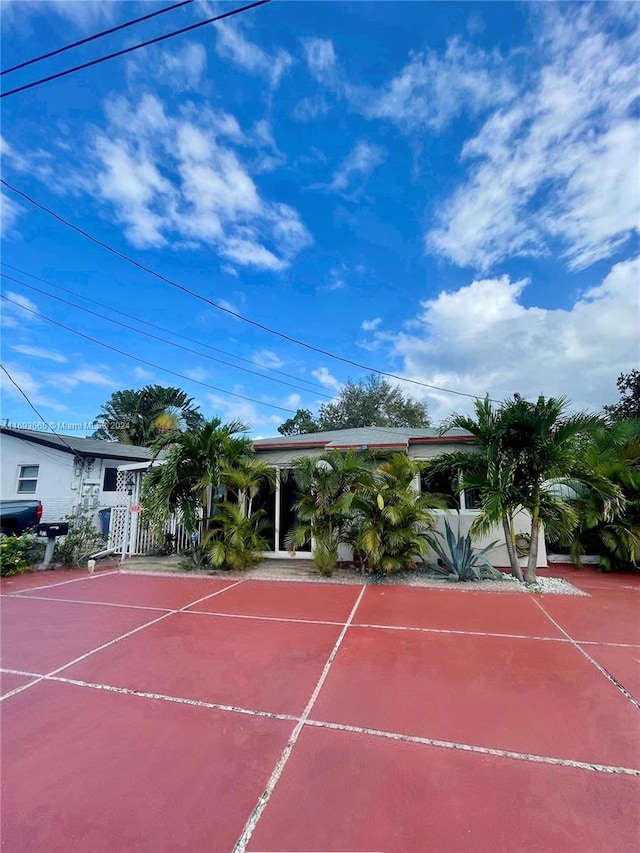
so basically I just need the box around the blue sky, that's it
[1,0,638,436]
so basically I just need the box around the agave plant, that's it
[426,518,502,582]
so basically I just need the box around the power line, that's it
[0,0,271,99]
[0,295,296,416]
[1,180,497,404]
[2,272,334,401]
[0,363,82,459]
[1,263,332,397]
[1,0,195,76]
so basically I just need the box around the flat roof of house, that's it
[0,427,157,461]
[253,426,474,451]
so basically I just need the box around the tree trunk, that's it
[525,506,540,584]
[502,515,523,581]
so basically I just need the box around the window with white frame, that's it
[17,464,39,494]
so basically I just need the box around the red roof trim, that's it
[329,442,406,450]
[254,440,330,451]
[410,435,474,444]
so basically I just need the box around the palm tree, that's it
[286,450,370,575]
[498,396,612,583]
[221,456,275,519]
[141,418,251,534]
[92,385,204,445]
[431,397,524,580]
[350,454,435,573]
[566,420,640,571]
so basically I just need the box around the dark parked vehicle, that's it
[0,500,43,535]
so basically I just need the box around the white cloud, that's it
[205,390,258,427]
[284,393,301,409]
[252,349,284,369]
[127,42,207,92]
[362,37,514,133]
[217,298,240,317]
[89,94,312,269]
[311,367,342,393]
[133,366,154,380]
[1,291,40,327]
[382,257,640,422]
[1,134,54,180]
[214,16,292,88]
[292,96,330,122]
[49,368,115,392]
[361,318,382,332]
[329,140,386,194]
[11,345,67,363]
[0,191,23,238]
[322,267,346,292]
[184,366,207,382]
[303,38,337,83]
[0,364,67,412]
[427,7,640,271]
[1,0,116,30]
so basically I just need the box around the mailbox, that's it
[38,522,69,538]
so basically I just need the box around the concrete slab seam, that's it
[232,585,367,853]
[0,580,243,704]
[4,591,638,649]
[0,668,299,722]
[3,665,637,780]
[4,570,119,596]
[0,593,172,613]
[529,596,640,710]
[301,719,640,777]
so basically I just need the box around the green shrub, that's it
[202,502,268,571]
[54,512,107,566]
[0,532,44,576]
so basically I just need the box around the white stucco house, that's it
[251,426,547,570]
[0,427,156,532]
[2,424,546,570]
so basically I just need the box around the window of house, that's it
[419,466,459,509]
[102,467,118,492]
[17,465,39,494]
[463,487,482,510]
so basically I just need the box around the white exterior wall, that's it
[0,434,148,530]
[1,435,74,521]
[254,441,547,569]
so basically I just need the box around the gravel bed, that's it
[121,557,587,595]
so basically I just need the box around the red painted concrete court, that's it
[1,567,639,852]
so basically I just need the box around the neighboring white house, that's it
[0,427,156,531]
[252,426,547,569]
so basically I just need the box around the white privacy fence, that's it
[107,467,192,558]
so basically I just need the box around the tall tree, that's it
[429,397,524,580]
[431,396,614,583]
[278,409,319,436]
[286,450,370,575]
[92,385,203,445]
[140,418,251,534]
[603,370,640,423]
[497,396,611,583]
[277,375,430,435]
[566,420,640,571]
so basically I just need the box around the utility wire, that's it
[0,363,82,459]
[1,180,498,403]
[0,0,271,99]
[2,272,334,401]
[1,295,296,415]
[1,0,195,76]
[1,263,332,397]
